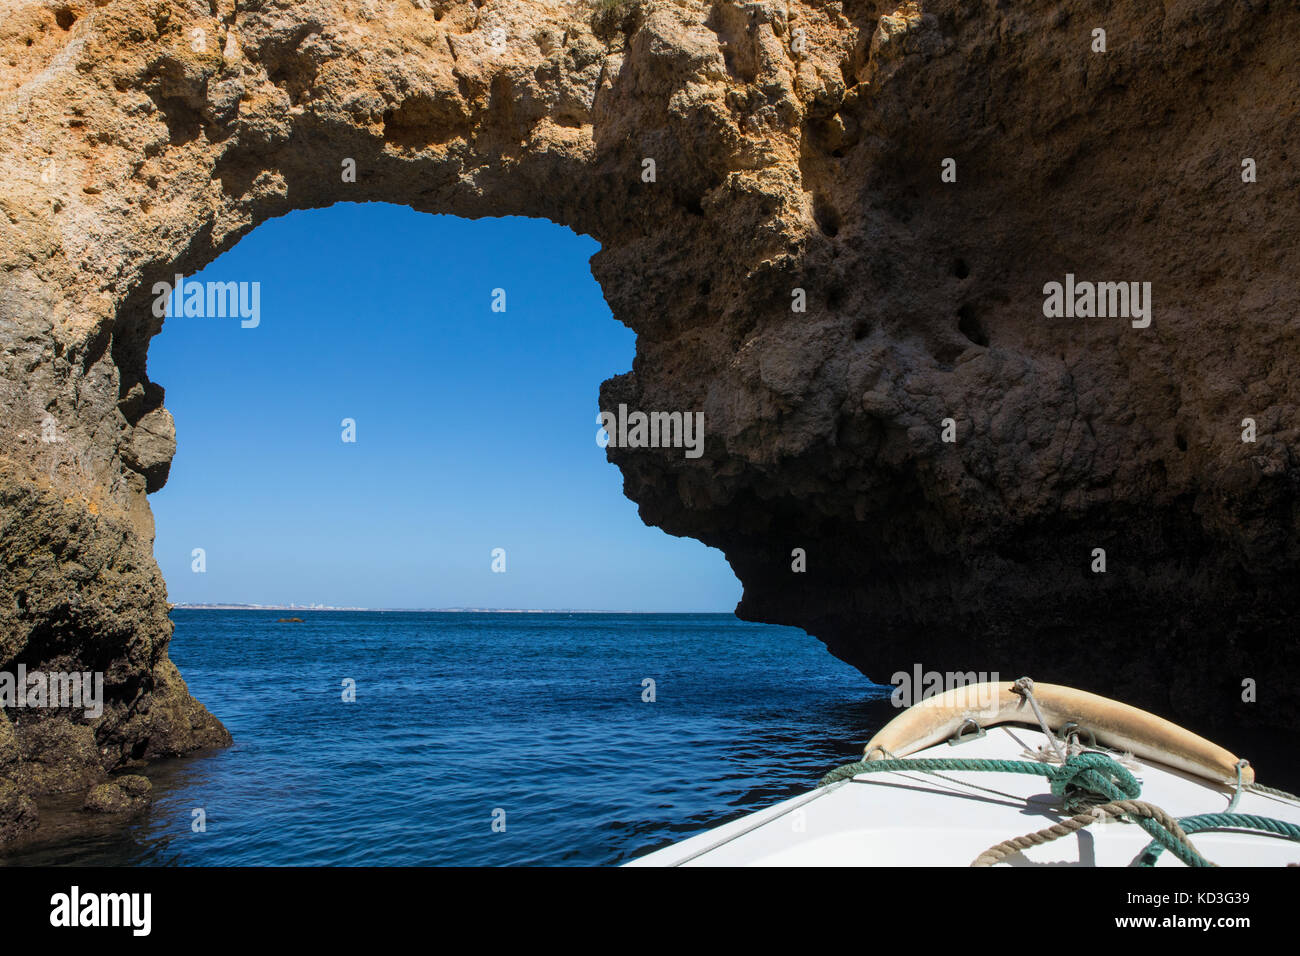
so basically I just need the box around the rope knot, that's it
[1050,752,1140,812]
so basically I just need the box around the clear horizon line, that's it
[170,602,739,614]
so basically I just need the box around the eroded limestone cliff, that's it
[1,0,1297,843]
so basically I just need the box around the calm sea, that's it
[4,611,894,866]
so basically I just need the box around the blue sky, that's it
[148,203,742,611]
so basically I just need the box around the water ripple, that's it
[2,611,895,867]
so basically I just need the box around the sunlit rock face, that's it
[0,0,1297,841]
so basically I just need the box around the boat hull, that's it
[628,725,1300,867]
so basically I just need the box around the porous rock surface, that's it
[83,772,151,813]
[0,0,1297,842]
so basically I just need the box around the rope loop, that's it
[1049,752,1141,812]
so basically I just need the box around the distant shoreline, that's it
[170,604,736,614]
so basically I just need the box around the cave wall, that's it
[1,0,1297,843]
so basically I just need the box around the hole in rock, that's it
[951,258,970,279]
[957,304,988,347]
[812,193,841,238]
[149,203,741,615]
[54,7,76,30]
[62,202,878,869]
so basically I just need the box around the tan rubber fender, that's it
[862,680,1252,786]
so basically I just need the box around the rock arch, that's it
[1,0,1298,840]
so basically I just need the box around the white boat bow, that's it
[628,680,1300,867]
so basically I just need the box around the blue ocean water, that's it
[5,611,895,866]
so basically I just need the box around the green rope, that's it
[820,752,1212,866]
[1136,812,1300,866]
[820,753,1139,813]
[1227,761,1247,812]
[821,756,1055,789]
